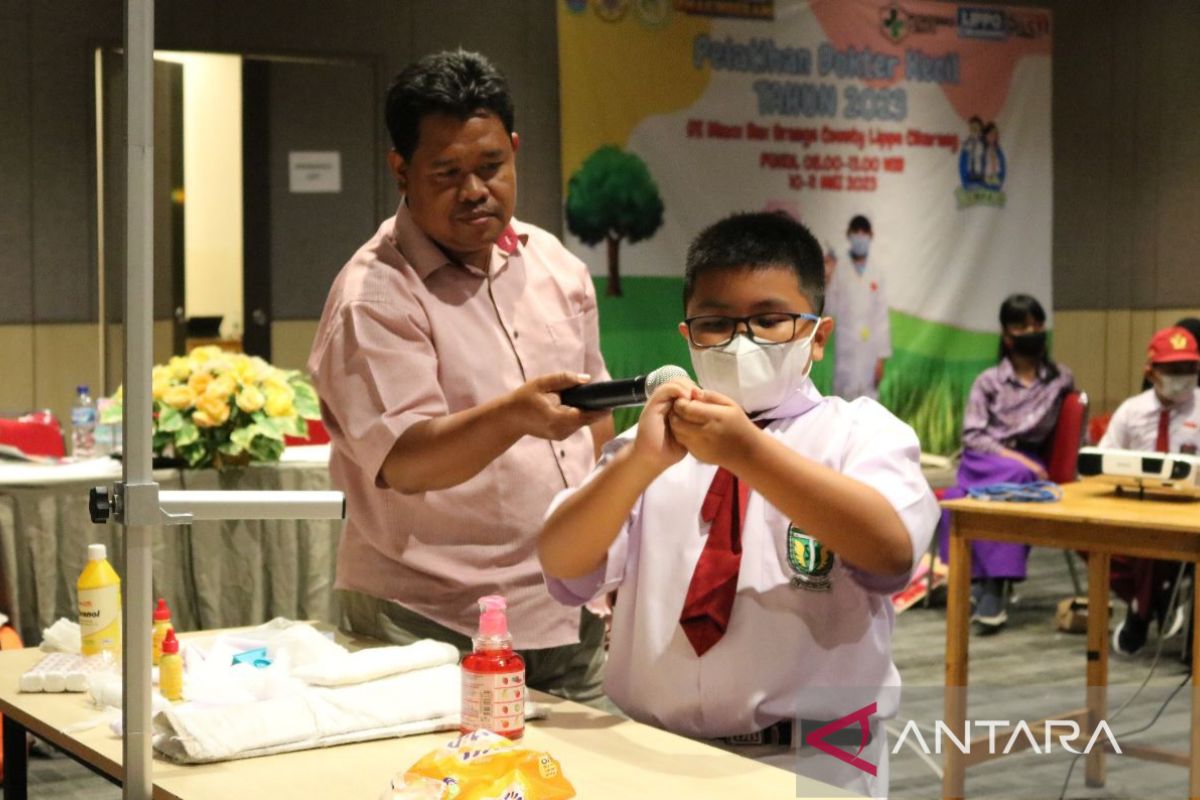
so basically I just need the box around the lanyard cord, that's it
[966,481,1063,503]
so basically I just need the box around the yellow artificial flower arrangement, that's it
[104,346,321,469]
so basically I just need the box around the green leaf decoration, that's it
[174,421,200,448]
[248,436,284,462]
[158,406,185,433]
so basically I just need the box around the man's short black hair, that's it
[847,214,872,234]
[683,211,825,313]
[385,50,515,161]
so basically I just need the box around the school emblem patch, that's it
[787,524,834,591]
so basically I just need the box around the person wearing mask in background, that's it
[937,294,1075,634]
[1101,326,1200,655]
[825,215,891,401]
[308,50,614,703]
[1140,318,1200,391]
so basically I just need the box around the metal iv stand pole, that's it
[91,3,345,797]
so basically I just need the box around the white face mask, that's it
[689,325,820,414]
[848,233,871,258]
[1157,373,1197,405]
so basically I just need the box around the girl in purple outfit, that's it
[939,294,1075,633]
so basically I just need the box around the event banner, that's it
[558,0,1052,451]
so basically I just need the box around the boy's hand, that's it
[669,390,760,466]
[631,379,695,473]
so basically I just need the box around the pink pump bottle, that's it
[460,595,525,739]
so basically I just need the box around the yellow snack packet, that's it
[402,730,575,800]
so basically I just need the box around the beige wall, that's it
[1,322,174,428]
[1055,308,1200,416]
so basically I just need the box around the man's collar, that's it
[391,200,526,281]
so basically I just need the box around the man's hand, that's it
[631,379,694,474]
[668,389,761,466]
[508,372,608,441]
[874,358,886,389]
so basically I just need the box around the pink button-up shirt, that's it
[308,203,609,649]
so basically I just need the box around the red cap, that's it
[1147,326,1200,364]
[161,628,179,655]
[153,598,171,621]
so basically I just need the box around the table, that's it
[940,481,1200,799]
[0,448,341,643]
[0,641,844,799]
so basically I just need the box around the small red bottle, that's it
[460,595,525,739]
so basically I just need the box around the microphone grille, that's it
[645,365,690,395]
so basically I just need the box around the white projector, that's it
[1077,447,1200,497]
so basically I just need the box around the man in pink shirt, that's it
[308,51,613,701]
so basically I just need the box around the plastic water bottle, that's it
[70,385,97,459]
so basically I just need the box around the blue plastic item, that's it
[231,647,272,669]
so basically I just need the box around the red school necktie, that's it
[679,466,751,657]
[1156,408,1171,453]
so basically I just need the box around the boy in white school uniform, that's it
[1101,325,1200,655]
[538,212,939,798]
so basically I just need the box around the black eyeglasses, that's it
[683,312,821,348]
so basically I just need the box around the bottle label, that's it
[79,584,121,655]
[461,668,525,734]
[71,407,97,426]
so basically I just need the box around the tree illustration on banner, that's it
[565,146,664,297]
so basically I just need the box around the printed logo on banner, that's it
[674,0,774,21]
[956,114,1007,209]
[956,7,1006,40]
[593,0,629,22]
[635,0,671,28]
[956,7,1052,41]
[879,3,954,43]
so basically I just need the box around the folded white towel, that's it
[293,641,460,687]
[153,664,550,764]
[154,663,462,763]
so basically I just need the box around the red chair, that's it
[283,418,330,447]
[1045,390,1090,597]
[0,411,66,458]
[1087,412,1113,446]
[1044,390,1089,484]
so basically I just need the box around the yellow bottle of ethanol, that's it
[158,628,183,702]
[78,544,121,658]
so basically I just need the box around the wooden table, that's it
[0,643,844,799]
[940,481,1200,799]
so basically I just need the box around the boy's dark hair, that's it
[847,214,872,234]
[385,50,514,161]
[683,212,825,312]
[998,293,1059,378]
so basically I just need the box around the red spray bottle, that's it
[460,594,525,739]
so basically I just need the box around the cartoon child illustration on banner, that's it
[825,214,891,401]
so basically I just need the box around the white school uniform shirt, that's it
[544,379,938,739]
[826,257,892,401]
[1099,387,1200,454]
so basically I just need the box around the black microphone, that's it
[559,365,690,410]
